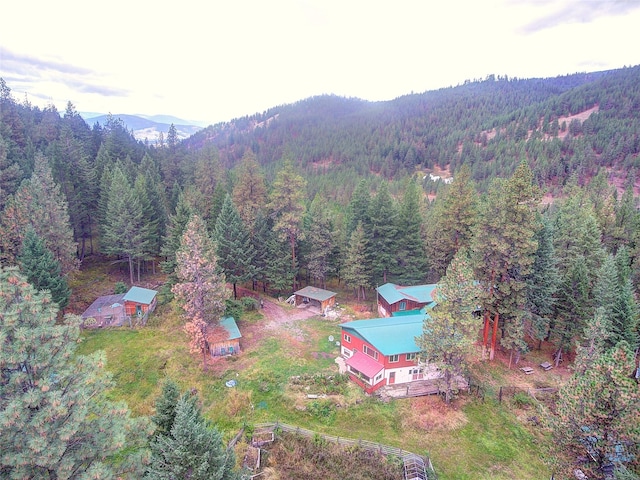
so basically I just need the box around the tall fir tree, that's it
[346,179,371,238]
[160,191,193,284]
[0,153,77,275]
[0,267,151,478]
[342,222,371,300]
[18,228,71,309]
[424,164,478,280]
[303,193,336,289]
[416,250,481,404]
[267,160,307,291]
[367,182,398,285]
[232,150,267,228]
[472,161,540,361]
[214,194,256,299]
[145,391,238,480]
[525,216,559,349]
[102,165,149,285]
[395,177,428,285]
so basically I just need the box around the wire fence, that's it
[250,421,437,480]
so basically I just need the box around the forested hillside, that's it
[1,65,640,478]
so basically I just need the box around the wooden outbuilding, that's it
[122,286,157,324]
[208,317,241,357]
[376,283,437,317]
[293,286,337,312]
[81,293,126,327]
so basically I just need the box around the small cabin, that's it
[293,286,337,312]
[122,286,158,324]
[208,317,241,357]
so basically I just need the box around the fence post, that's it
[499,386,503,403]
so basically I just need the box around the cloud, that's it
[518,0,640,34]
[1,48,129,98]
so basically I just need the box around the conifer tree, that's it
[0,133,22,210]
[0,267,151,478]
[552,256,591,366]
[554,342,640,478]
[172,214,229,368]
[367,182,398,285]
[264,229,296,296]
[151,379,181,438]
[102,165,149,284]
[343,222,371,300]
[214,194,256,299]
[160,191,193,284]
[416,251,481,404]
[525,217,559,348]
[395,177,427,284]
[304,193,336,288]
[0,153,77,274]
[232,150,267,228]
[250,209,271,291]
[18,228,70,309]
[145,391,238,480]
[267,160,307,291]
[472,161,540,361]
[424,164,478,279]
[346,179,371,238]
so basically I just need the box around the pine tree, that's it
[416,251,481,404]
[304,194,336,288]
[367,183,398,285]
[267,160,307,291]
[346,179,371,238]
[172,214,229,368]
[151,379,181,438]
[232,150,267,228]
[472,161,540,361]
[343,222,371,300]
[552,256,591,366]
[214,194,256,299]
[250,210,271,292]
[0,153,77,275]
[424,164,478,279]
[0,133,22,210]
[0,267,151,478]
[395,177,427,284]
[18,228,70,309]
[102,165,149,285]
[264,229,296,296]
[145,391,238,480]
[554,342,640,478]
[525,217,559,348]
[160,191,193,284]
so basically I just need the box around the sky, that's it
[2,0,640,126]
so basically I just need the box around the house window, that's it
[363,345,378,360]
[375,372,383,382]
[344,334,351,343]
[406,353,417,361]
[389,354,399,363]
[399,301,406,311]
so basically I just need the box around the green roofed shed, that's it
[294,286,337,312]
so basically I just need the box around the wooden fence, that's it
[249,421,437,480]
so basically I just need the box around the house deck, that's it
[376,376,469,400]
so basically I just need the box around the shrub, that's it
[241,296,259,311]
[114,281,128,294]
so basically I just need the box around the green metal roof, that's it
[122,286,157,305]
[376,283,437,305]
[220,317,241,340]
[340,313,426,355]
[294,286,337,302]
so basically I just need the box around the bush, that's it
[225,299,243,320]
[512,391,535,408]
[241,296,259,311]
[114,281,128,294]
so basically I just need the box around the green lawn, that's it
[77,299,553,479]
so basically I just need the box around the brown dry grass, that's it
[401,395,468,432]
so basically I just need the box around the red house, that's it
[376,283,436,317]
[339,314,439,394]
[122,286,158,324]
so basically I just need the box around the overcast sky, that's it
[2,0,640,125]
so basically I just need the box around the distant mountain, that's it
[80,113,204,142]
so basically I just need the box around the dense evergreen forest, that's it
[1,65,640,478]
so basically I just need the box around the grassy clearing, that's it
[72,264,554,479]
